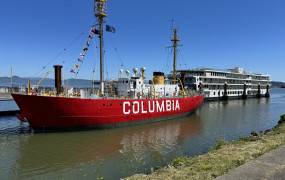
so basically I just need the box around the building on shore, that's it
[176,67,271,100]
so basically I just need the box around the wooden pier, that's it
[0,110,20,116]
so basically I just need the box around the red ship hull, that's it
[12,94,204,130]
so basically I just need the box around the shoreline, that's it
[125,114,285,180]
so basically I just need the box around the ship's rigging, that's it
[37,0,180,96]
[70,0,115,96]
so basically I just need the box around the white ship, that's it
[177,67,271,100]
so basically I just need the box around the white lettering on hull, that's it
[123,100,181,115]
[141,101,147,114]
[166,100,171,111]
[156,101,164,112]
[123,102,131,115]
[148,101,155,113]
[175,100,180,110]
[133,101,140,114]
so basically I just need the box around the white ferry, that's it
[177,67,271,100]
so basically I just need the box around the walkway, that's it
[216,145,285,180]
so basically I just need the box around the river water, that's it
[0,88,284,179]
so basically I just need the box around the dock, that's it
[0,93,13,101]
[0,110,19,116]
[0,98,13,101]
[0,93,17,116]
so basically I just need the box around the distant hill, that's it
[271,81,285,88]
[1,76,284,88]
[0,76,97,88]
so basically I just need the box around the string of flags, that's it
[70,26,97,75]
[70,25,116,76]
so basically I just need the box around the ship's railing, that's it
[99,89,203,100]
[14,82,203,99]
[15,90,203,100]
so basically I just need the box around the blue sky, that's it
[0,0,284,81]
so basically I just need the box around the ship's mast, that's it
[171,28,179,84]
[95,0,107,96]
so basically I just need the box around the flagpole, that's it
[95,0,107,96]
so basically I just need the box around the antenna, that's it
[170,19,175,31]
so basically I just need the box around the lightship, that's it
[12,0,204,130]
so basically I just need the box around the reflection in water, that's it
[200,98,272,142]
[119,115,201,168]
[0,88,285,179]
[3,115,201,179]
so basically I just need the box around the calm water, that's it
[0,88,285,179]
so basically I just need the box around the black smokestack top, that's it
[53,65,63,95]
[153,72,164,76]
